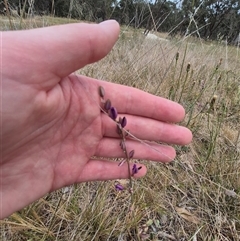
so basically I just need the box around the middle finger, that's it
[102,113,191,145]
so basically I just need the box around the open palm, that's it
[1,21,192,219]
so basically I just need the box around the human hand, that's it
[0,20,192,219]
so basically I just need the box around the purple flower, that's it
[132,164,142,176]
[115,184,124,191]
[109,107,118,120]
[132,164,138,175]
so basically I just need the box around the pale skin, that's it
[0,20,192,219]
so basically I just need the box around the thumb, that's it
[3,20,120,89]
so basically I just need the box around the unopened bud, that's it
[132,164,142,176]
[104,99,111,111]
[121,117,127,128]
[109,107,118,120]
[99,86,105,98]
[115,184,124,191]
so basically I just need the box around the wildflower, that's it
[132,164,138,175]
[115,183,124,191]
[132,163,142,175]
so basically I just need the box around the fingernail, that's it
[99,20,118,28]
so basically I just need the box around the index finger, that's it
[95,79,185,123]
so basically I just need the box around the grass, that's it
[0,15,79,31]
[1,15,240,240]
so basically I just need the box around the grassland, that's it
[1,16,240,240]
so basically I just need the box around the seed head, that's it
[186,62,191,72]
[176,52,179,62]
[212,95,218,100]
[210,95,218,111]
[217,75,222,84]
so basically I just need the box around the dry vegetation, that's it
[1,16,240,240]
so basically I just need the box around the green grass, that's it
[1,16,240,240]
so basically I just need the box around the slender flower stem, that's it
[118,123,133,193]
[98,86,138,193]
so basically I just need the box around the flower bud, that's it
[132,164,142,175]
[104,99,111,111]
[109,107,118,120]
[115,184,124,191]
[121,117,127,128]
[132,163,138,175]
[99,86,105,98]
